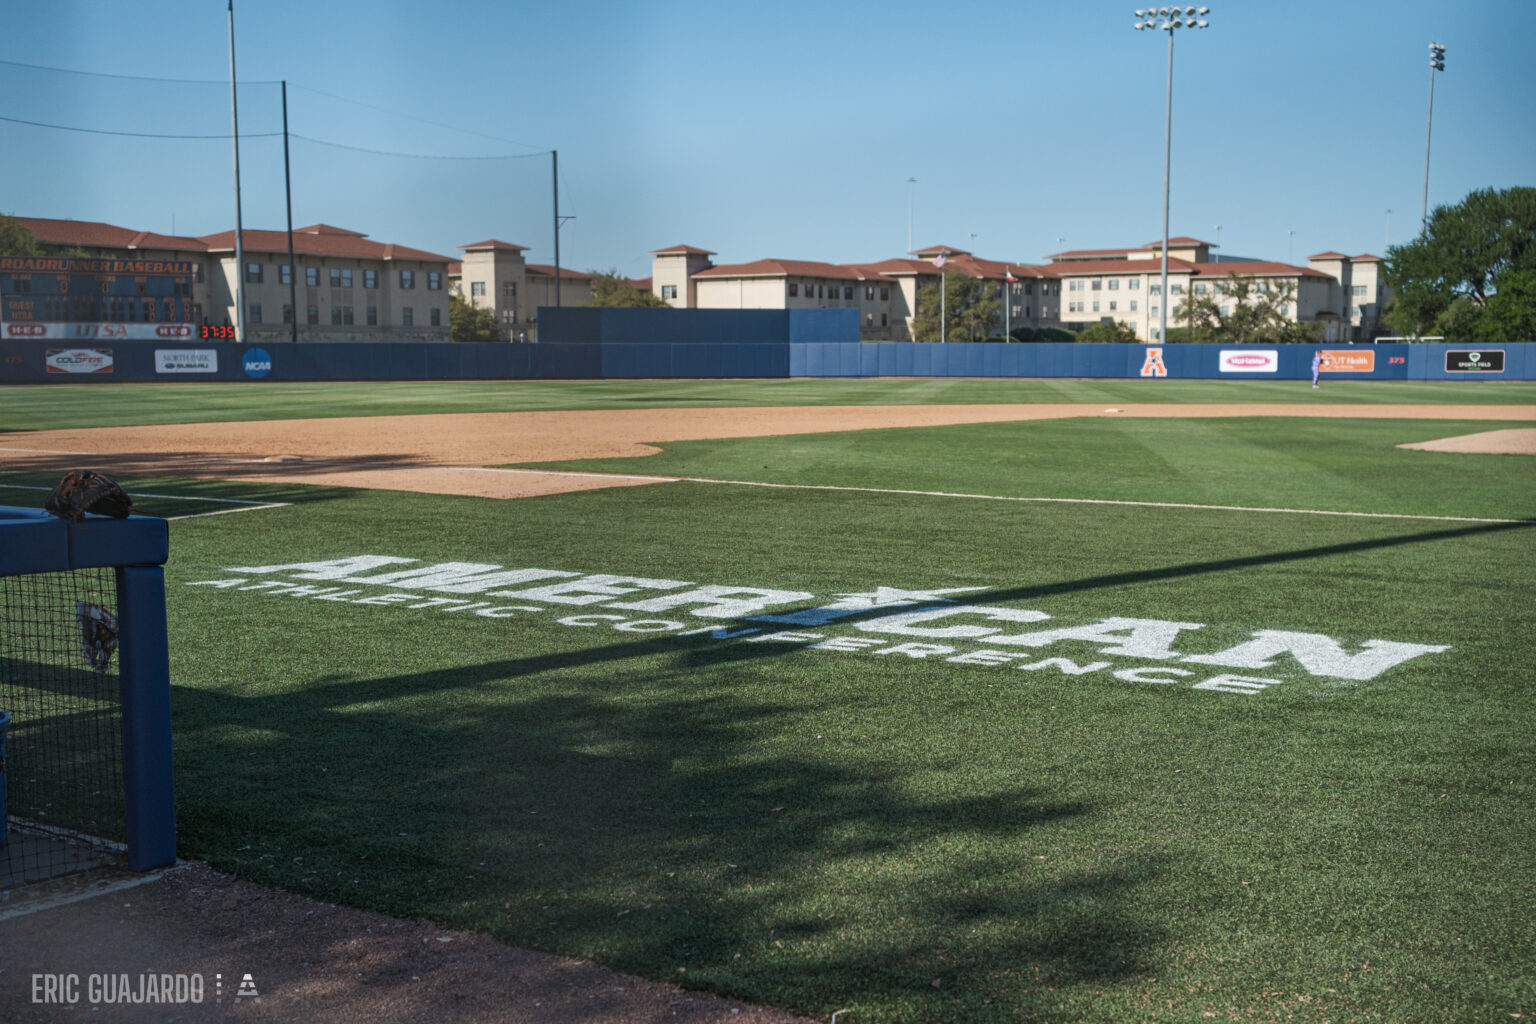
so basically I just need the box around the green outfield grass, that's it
[2,380,1533,1022]
[2,377,1534,431]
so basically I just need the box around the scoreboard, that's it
[0,256,196,340]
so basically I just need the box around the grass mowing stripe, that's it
[680,475,1533,523]
[0,482,281,506]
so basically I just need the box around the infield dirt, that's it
[3,403,1532,499]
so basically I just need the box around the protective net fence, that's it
[1,566,128,891]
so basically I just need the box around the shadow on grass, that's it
[170,638,1161,1020]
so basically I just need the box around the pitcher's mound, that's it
[1399,428,1536,455]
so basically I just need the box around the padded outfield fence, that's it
[0,505,174,892]
[1,337,1531,384]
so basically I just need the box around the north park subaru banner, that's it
[155,349,218,374]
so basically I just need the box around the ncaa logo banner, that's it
[1218,349,1279,373]
[242,347,273,379]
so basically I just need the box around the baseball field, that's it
[2,377,1533,1022]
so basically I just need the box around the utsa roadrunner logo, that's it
[1140,346,1168,377]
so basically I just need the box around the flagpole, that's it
[939,249,946,344]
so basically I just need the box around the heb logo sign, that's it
[5,323,47,337]
[1445,349,1504,373]
[1320,350,1375,373]
[1218,349,1279,373]
[45,348,114,374]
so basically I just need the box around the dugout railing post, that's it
[0,505,175,871]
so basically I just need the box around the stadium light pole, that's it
[1134,6,1210,343]
[227,0,245,345]
[907,177,917,254]
[1420,42,1446,237]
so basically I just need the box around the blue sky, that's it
[2,0,1532,278]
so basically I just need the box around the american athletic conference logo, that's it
[242,348,272,379]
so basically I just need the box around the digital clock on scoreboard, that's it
[199,324,237,340]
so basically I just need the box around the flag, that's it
[1005,268,1017,283]
[935,250,947,268]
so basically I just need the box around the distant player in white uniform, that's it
[1311,351,1322,388]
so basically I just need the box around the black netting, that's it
[1,567,128,890]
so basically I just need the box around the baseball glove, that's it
[44,469,134,522]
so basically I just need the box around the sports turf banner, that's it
[187,555,1453,698]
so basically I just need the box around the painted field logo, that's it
[1218,349,1278,373]
[187,555,1455,698]
[242,347,272,378]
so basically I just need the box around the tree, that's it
[1075,320,1139,343]
[1174,274,1320,344]
[910,272,1000,342]
[0,214,41,256]
[584,269,669,308]
[449,292,500,342]
[1383,186,1536,341]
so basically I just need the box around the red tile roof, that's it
[459,239,528,251]
[1353,253,1383,262]
[630,277,653,290]
[13,216,210,252]
[295,224,368,237]
[1307,251,1349,260]
[447,261,462,275]
[911,244,972,256]
[525,264,594,280]
[1141,236,1213,249]
[1047,247,1135,260]
[695,259,862,281]
[846,258,939,277]
[1052,257,1201,275]
[650,244,715,256]
[198,227,452,263]
[1194,261,1333,279]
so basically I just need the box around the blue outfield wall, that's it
[537,307,858,345]
[0,339,1529,383]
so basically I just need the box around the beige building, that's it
[12,216,453,342]
[449,239,593,341]
[1045,238,1391,342]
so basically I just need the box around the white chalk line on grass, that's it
[0,483,290,520]
[677,476,1532,525]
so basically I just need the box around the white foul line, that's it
[165,503,290,520]
[679,476,1531,525]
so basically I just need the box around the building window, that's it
[245,262,263,283]
[1108,279,1119,290]
[865,286,875,300]
[1130,300,1138,312]
[1109,301,1118,311]
[1025,305,1032,318]
[430,307,441,326]
[1150,284,1162,295]
[788,283,799,297]
[283,304,293,324]
[367,307,378,326]
[1194,283,1207,294]
[331,305,342,325]
[1352,285,1367,296]
[1351,305,1362,317]
[364,270,378,289]
[428,272,442,291]
[279,264,292,285]
[880,287,889,300]
[306,305,319,324]
[399,270,414,289]
[661,284,678,299]
[1091,279,1102,291]
[1129,279,1139,290]
[1221,304,1231,315]
[249,303,261,323]
[866,313,874,325]
[471,281,486,297]
[305,266,319,286]
[1280,304,1289,316]
[504,282,516,298]
[843,286,853,300]
[194,263,205,284]
[881,313,888,326]
[1025,282,1033,295]
[1092,300,1100,312]
[402,306,413,326]
[1171,283,1183,294]
[1151,305,1159,316]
